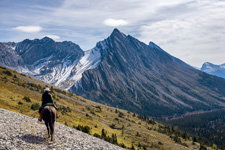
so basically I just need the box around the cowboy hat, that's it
[44,88,50,92]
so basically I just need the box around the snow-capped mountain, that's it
[201,62,225,79]
[69,29,225,118]
[0,37,85,89]
[1,29,225,119]
[0,42,23,70]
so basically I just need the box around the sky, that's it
[1,0,225,68]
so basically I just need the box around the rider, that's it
[38,87,59,121]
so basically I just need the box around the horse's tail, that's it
[48,108,55,138]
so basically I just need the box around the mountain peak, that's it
[202,62,213,66]
[41,36,54,43]
[149,41,162,50]
[112,28,120,33]
[110,28,126,38]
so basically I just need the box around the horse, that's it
[41,106,56,141]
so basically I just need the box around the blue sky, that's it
[1,0,225,67]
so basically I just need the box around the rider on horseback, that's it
[38,87,59,121]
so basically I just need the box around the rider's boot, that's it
[38,113,42,122]
[56,110,60,118]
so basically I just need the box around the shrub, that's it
[0,66,6,69]
[199,144,207,150]
[118,112,124,118]
[109,124,116,129]
[58,106,71,115]
[23,96,31,102]
[82,126,91,134]
[136,132,141,137]
[101,129,107,139]
[76,124,91,134]
[31,103,40,110]
[212,144,217,149]
[85,113,92,119]
[111,133,118,144]
[131,144,135,150]
[18,101,23,105]
[93,133,101,138]
[95,106,102,112]
[20,73,26,76]
[3,70,12,76]
[120,143,126,148]
[138,142,141,147]
[90,111,96,115]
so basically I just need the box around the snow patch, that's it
[69,47,101,88]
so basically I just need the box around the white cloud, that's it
[103,18,128,27]
[138,0,225,67]
[44,35,60,40]
[13,26,42,33]
[2,0,225,67]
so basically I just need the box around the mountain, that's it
[0,42,23,69]
[0,37,85,89]
[1,29,225,119]
[201,62,225,79]
[71,29,225,118]
[1,66,210,150]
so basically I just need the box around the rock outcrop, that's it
[0,108,123,150]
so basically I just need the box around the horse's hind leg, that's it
[45,122,50,138]
[50,122,55,141]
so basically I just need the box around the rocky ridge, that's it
[201,62,225,79]
[0,108,123,150]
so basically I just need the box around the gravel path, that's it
[0,108,124,150]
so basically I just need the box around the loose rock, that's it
[0,108,124,150]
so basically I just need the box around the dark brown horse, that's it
[41,106,56,141]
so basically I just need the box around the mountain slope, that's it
[165,108,225,148]
[0,66,213,150]
[201,62,225,79]
[72,29,225,119]
[0,42,23,69]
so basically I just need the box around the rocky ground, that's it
[0,108,124,150]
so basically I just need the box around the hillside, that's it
[0,66,213,150]
[164,109,225,148]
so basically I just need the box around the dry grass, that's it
[0,66,214,150]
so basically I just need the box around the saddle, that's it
[39,103,57,110]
